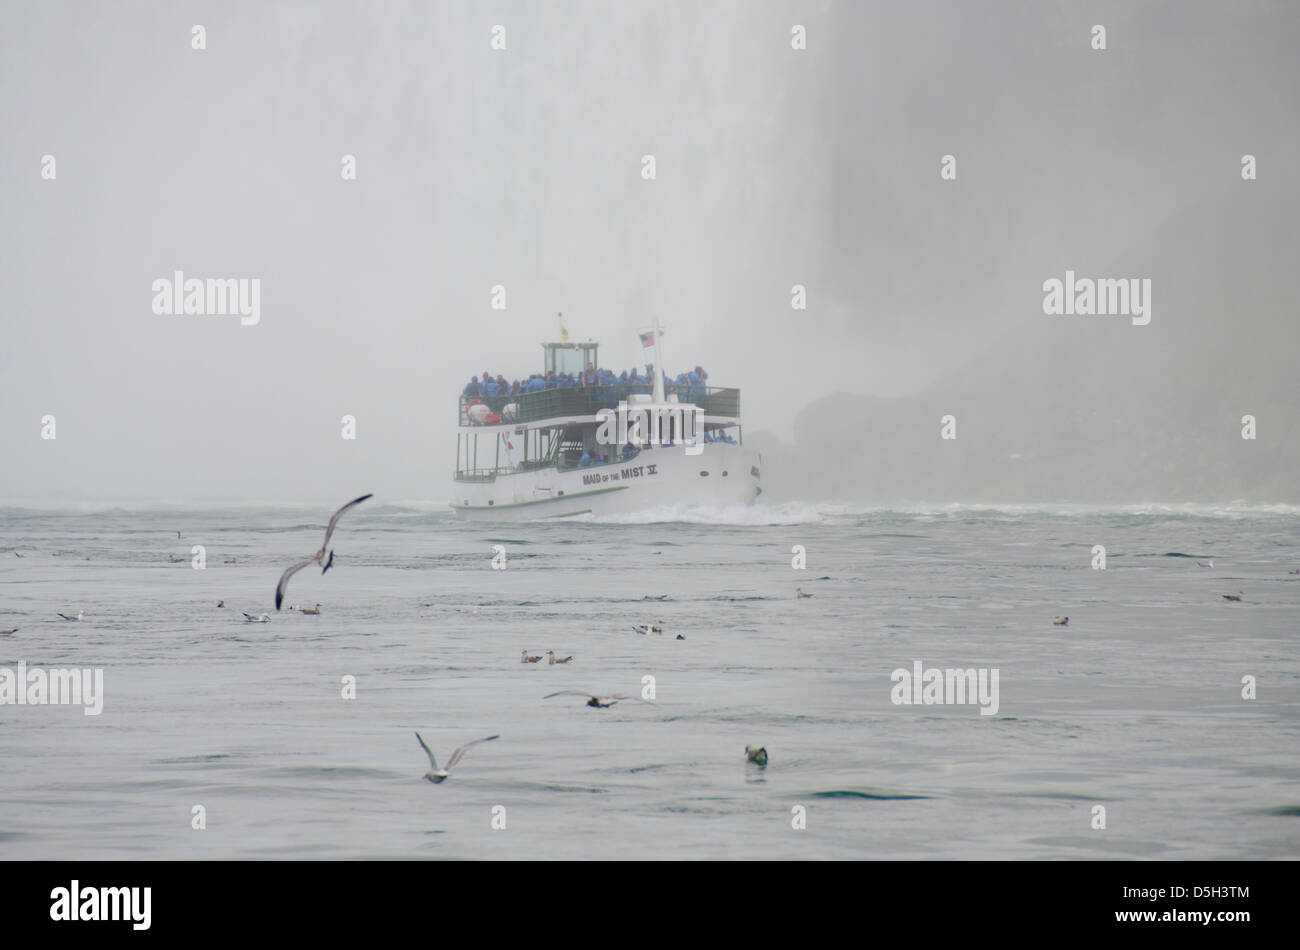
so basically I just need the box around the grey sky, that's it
[2,1,1296,504]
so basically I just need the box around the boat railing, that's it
[458,385,740,426]
[453,469,502,482]
[454,457,559,482]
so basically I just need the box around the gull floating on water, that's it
[0,628,16,636]
[521,650,543,663]
[1222,592,1244,602]
[544,690,648,709]
[274,493,372,610]
[631,623,663,635]
[547,651,574,664]
[414,731,499,783]
[796,589,813,598]
[745,745,768,766]
[243,612,271,623]
[300,604,321,615]
[1197,560,1214,568]
[1053,617,1069,626]
[643,594,668,601]
[57,611,83,622]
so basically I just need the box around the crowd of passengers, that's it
[462,363,711,408]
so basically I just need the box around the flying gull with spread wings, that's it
[544,690,650,709]
[414,732,499,783]
[274,494,372,610]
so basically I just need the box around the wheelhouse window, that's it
[543,341,598,377]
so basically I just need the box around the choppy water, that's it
[1,501,1298,859]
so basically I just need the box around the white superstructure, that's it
[451,322,761,520]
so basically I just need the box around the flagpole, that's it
[651,314,665,405]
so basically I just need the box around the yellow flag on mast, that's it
[558,312,569,341]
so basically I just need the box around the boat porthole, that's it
[699,471,709,477]
[722,471,728,477]
[558,491,564,496]
[488,500,494,506]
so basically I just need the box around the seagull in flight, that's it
[544,690,648,709]
[414,731,499,783]
[274,493,372,610]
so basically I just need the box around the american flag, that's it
[639,329,658,348]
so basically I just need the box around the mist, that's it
[2,1,1296,505]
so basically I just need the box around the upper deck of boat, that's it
[458,384,740,428]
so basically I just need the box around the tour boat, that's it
[451,320,760,520]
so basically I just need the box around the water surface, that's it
[1,501,1297,859]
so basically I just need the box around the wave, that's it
[791,501,1300,521]
[810,789,933,800]
[4,499,1296,523]
[567,502,824,526]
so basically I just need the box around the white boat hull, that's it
[451,443,760,520]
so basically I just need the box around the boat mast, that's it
[651,314,665,405]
